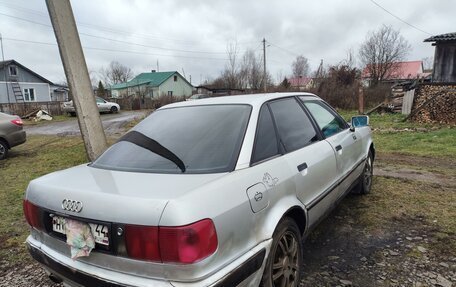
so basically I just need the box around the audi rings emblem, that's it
[62,199,83,213]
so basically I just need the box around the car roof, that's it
[161,92,320,109]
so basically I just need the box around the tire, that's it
[261,217,302,287]
[353,150,374,195]
[110,106,118,113]
[69,112,76,117]
[0,140,9,160]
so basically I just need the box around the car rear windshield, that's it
[92,104,251,174]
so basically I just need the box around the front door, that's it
[301,99,363,198]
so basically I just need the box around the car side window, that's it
[269,98,318,153]
[251,105,279,164]
[302,100,346,138]
[96,98,104,103]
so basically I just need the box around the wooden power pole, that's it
[263,38,267,92]
[46,0,108,161]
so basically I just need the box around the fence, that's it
[0,101,65,116]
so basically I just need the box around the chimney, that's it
[151,70,156,73]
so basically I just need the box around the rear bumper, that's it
[6,130,26,148]
[27,235,271,287]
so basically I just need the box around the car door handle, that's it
[297,162,308,172]
[335,145,342,151]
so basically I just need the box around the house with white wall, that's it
[110,71,193,99]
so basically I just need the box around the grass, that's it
[342,176,456,256]
[0,136,86,264]
[22,114,72,126]
[338,110,456,157]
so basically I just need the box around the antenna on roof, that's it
[156,60,159,72]
[181,68,186,79]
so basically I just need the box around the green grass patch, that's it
[0,135,86,263]
[337,110,456,157]
[373,127,456,157]
[23,114,73,126]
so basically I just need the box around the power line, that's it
[0,12,233,55]
[2,37,229,61]
[369,0,432,35]
[0,2,258,48]
[268,42,300,57]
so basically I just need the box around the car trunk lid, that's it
[26,164,226,226]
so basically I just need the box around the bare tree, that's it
[239,50,264,90]
[359,25,411,86]
[101,61,134,86]
[225,42,239,89]
[292,55,310,77]
[422,56,433,71]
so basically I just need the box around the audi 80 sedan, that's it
[24,92,374,287]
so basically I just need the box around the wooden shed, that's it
[424,32,456,83]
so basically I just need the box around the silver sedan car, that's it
[0,112,26,160]
[24,92,374,287]
[63,97,120,116]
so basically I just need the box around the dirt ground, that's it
[1,153,454,287]
[300,153,455,287]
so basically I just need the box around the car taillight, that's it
[124,225,160,261]
[160,219,218,264]
[23,200,44,231]
[11,118,23,126]
[124,219,218,264]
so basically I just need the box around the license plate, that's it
[52,216,110,246]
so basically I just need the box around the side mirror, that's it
[351,115,369,131]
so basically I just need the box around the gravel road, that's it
[24,110,148,136]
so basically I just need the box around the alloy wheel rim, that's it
[272,231,299,287]
[363,157,373,190]
[0,144,5,157]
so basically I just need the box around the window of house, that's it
[269,98,318,153]
[251,104,280,164]
[23,88,35,101]
[301,100,347,138]
[168,91,173,96]
[9,66,17,76]
[174,75,178,82]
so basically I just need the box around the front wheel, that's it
[110,106,118,113]
[261,217,302,287]
[353,150,374,195]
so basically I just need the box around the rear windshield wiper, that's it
[119,131,186,173]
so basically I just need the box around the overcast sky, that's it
[0,0,454,85]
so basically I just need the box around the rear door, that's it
[300,99,364,198]
[267,97,338,228]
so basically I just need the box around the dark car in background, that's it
[0,112,26,160]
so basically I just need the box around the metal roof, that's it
[0,60,54,84]
[424,32,456,42]
[110,71,178,90]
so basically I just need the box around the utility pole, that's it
[263,38,267,92]
[46,0,108,161]
[0,33,11,105]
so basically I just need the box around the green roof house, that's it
[110,71,193,98]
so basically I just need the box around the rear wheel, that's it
[262,217,302,287]
[0,140,9,160]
